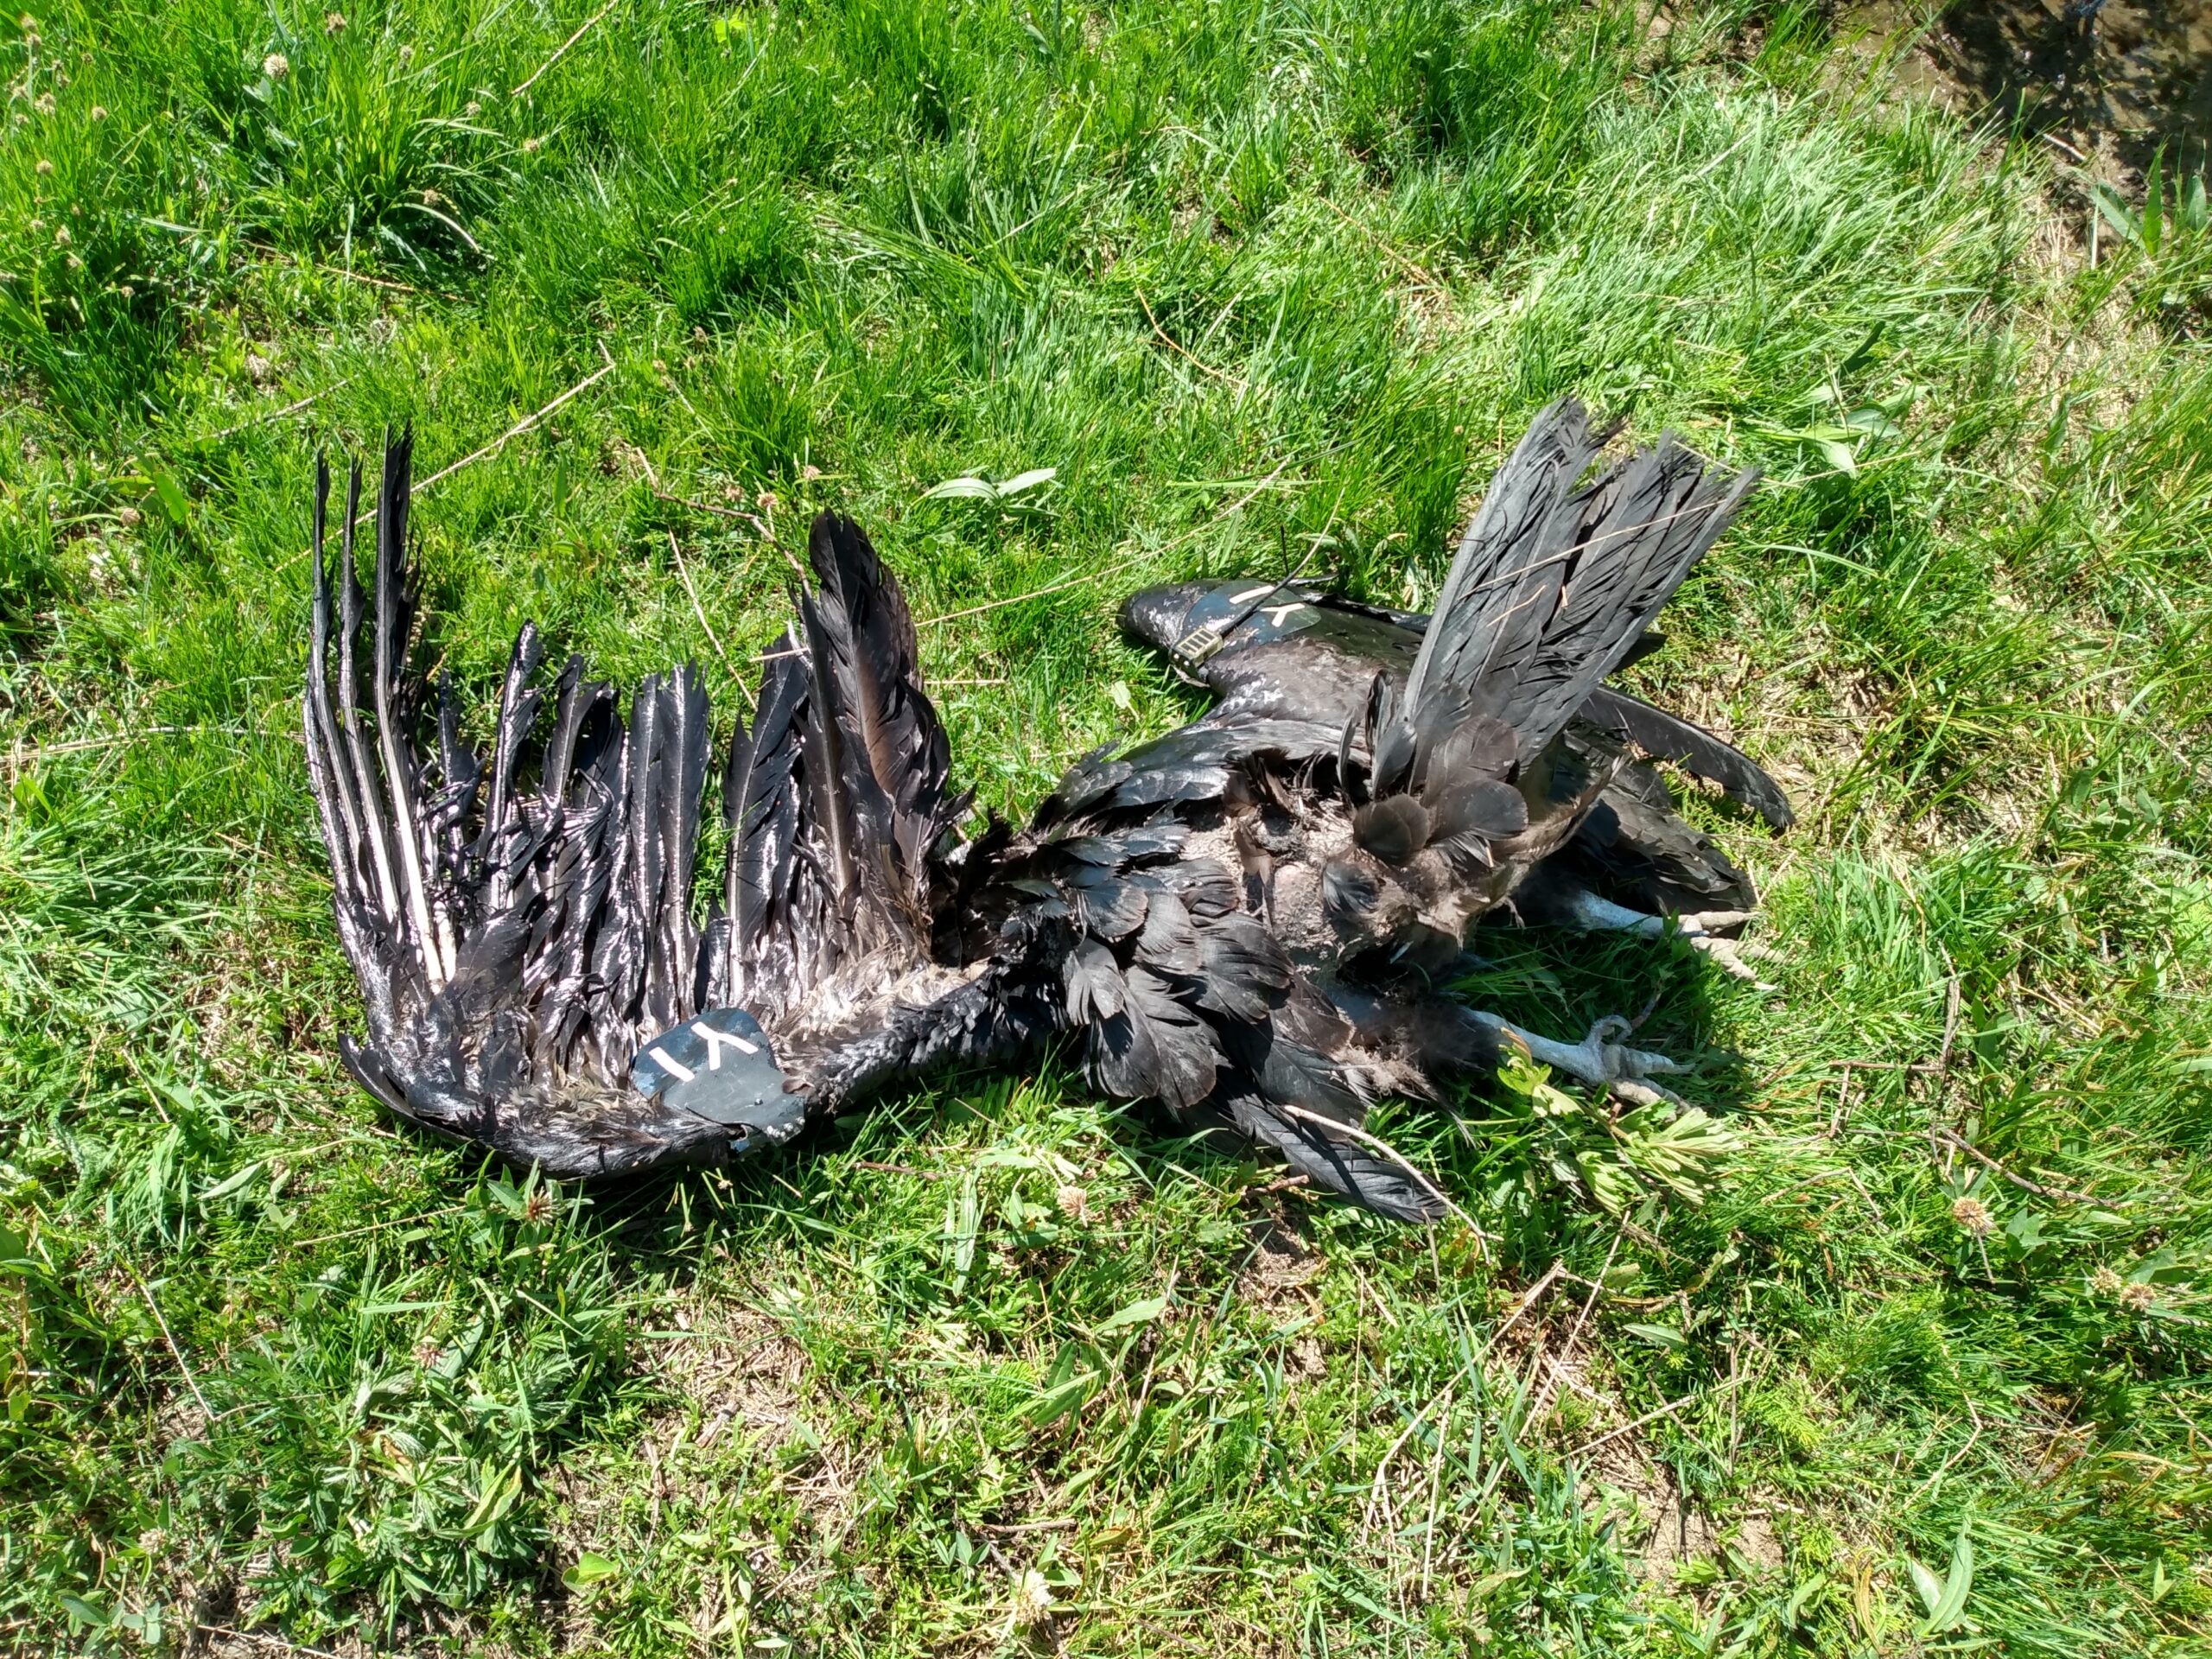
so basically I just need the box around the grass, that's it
[2,0,2209,1651]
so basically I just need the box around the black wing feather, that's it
[1579,685,1795,829]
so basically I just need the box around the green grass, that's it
[3,0,2210,1651]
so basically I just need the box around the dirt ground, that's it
[1858,0,2212,180]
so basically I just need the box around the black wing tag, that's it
[1169,581,1326,677]
[630,1007,806,1147]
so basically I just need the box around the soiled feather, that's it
[1063,936,1125,1023]
[1092,965,1221,1109]
[1352,795,1431,865]
[1427,776,1527,841]
[1131,880,1204,975]
[1319,855,1383,931]
[1156,859,1241,919]
[1192,912,1294,1022]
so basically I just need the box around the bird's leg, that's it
[1465,1010,1686,1106]
[1556,887,1778,988]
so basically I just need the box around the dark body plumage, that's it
[304,402,1789,1218]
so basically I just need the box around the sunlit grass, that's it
[2,0,2209,1653]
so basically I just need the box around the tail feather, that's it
[1510,441,1757,751]
[1406,400,1757,760]
[1405,402,1599,734]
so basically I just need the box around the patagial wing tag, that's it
[630,1007,805,1145]
[1169,581,1327,677]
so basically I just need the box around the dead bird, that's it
[303,401,1784,1219]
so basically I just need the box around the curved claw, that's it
[1670,909,1753,938]
[1682,932,1780,988]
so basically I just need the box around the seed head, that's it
[397,42,413,63]
[262,52,288,79]
[1950,1195,1993,1238]
[86,103,104,120]
[2091,1265,2124,1297]
[1008,1568,1054,1627]
[117,504,140,524]
[524,1186,554,1224]
[324,11,346,34]
[1055,1184,1090,1224]
[34,90,53,114]
[34,157,49,174]
[519,135,539,153]
[463,99,480,118]
[2120,1281,2156,1313]
[51,223,67,245]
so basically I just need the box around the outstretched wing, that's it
[303,439,966,1175]
[303,437,728,1173]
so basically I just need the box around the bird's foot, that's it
[1667,911,1783,987]
[1560,891,1779,988]
[1468,1011,1686,1105]
[1681,930,1781,988]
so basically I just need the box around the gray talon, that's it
[1683,932,1779,988]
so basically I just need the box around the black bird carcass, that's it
[302,402,1789,1221]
